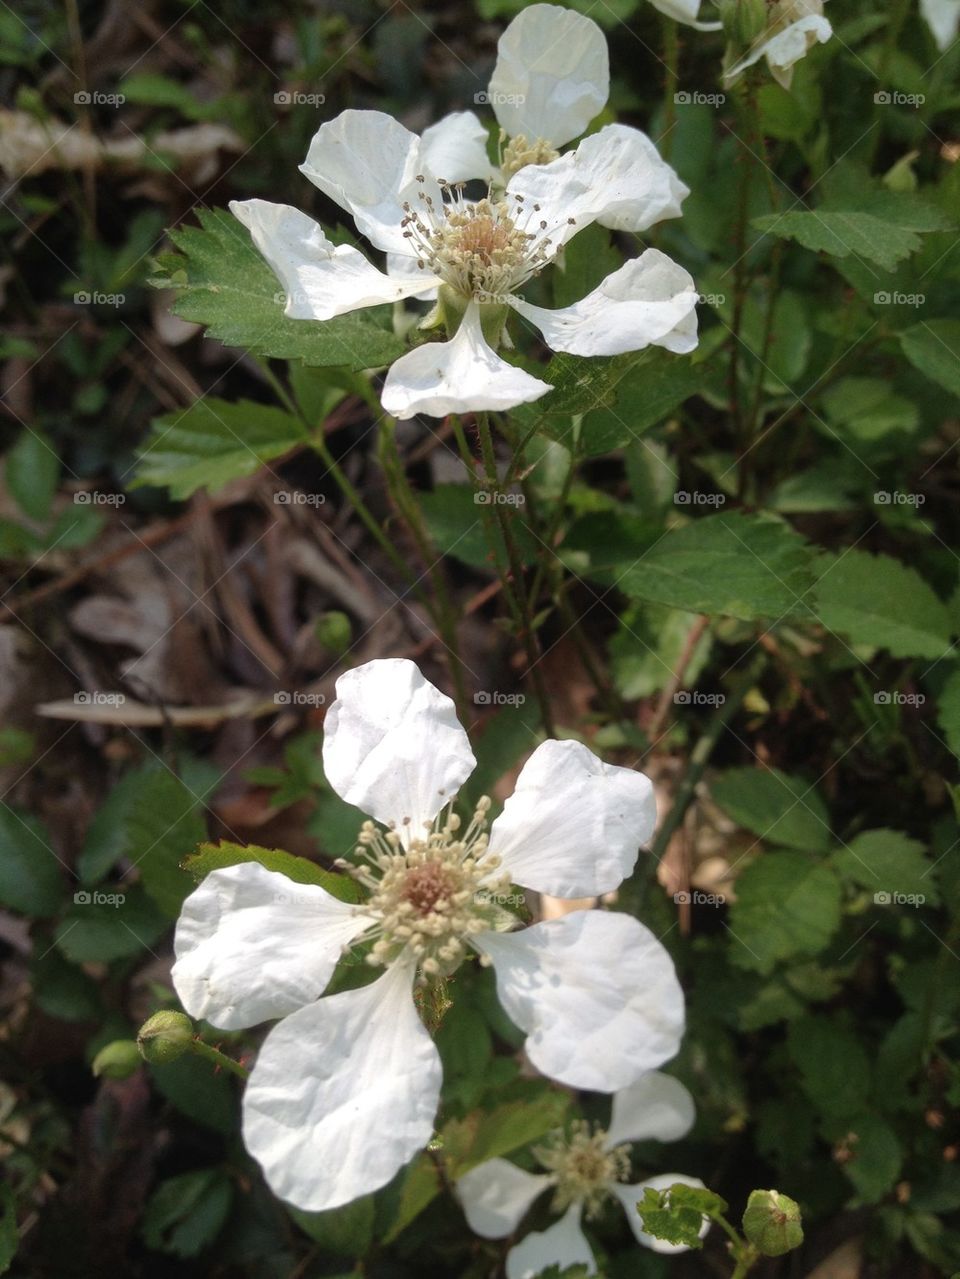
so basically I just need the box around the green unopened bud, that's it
[137,1011,194,1064]
[742,1189,803,1256]
[314,610,351,655]
[92,1039,141,1079]
[719,0,770,46]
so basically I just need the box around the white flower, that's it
[457,1071,709,1276]
[921,0,960,51]
[723,0,832,90]
[171,659,684,1212]
[228,5,697,421]
[642,0,723,32]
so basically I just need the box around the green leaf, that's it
[142,1169,233,1258]
[728,852,842,974]
[183,840,363,904]
[55,887,168,962]
[937,668,960,758]
[810,550,952,659]
[31,949,102,1022]
[289,1195,375,1257]
[753,192,952,271]
[0,805,61,916]
[711,767,831,852]
[833,829,938,903]
[899,320,960,399]
[418,483,539,571]
[576,512,814,621]
[635,1183,716,1249]
[829,1114,903,1203]
[788,1018,872,1119]
[0,1183,17,1275]
[150,1055,235,1133]
[6,429,59,522]
[135,397,306,499]
[151,208,404,370]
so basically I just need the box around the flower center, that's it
[536,1122,632,1220]
[401,184,561,303]
[501,133,560,181]
[344,798,516,980]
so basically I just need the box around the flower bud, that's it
[720,0,770,46]
[742,1189,803,1256]
[137,1011,194,1064]
[92,1039,141,1079]
[314,611,351,656]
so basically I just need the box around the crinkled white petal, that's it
[322,657,476,837]
[241,957,441,1211]
[387,249,439,302]
[506,124,688,255]
[300,110,440,255]
[647,0,723,29]
[506,1202,596,1279]
[381,302,552,421]
[921,0,960,51]
[457,1158,553,1238]
[487,739,656,897]
[510,249,698,358]
[487,4,609,148]
[419,110,493,183]
[230,199,440,321]
[172,862,373,1031]
[474,910,685,1092]
[724,15,832,89]
[611,1173,710,1254]
[605,1071,696,1149]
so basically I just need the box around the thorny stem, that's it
[660,15,680,161]
[190,1037,250,1080]
[729,73,762,502]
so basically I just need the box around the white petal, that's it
[230,199,440,321]
[457,1158,553,1238]
[487,739,656,897]
[474,910,685,1092]
[506,1202,596,1279]
[506,124,688,254]
[724,15,832,88]
[322,658,475,836]
[921,0,960,51]
[300,110,439,255]
[172,862,372,1031]
[611,1173,710,1254]
[510,249,698,359]
[381,302,552,421]
[387,249,438,302]
[487,4,608,148]
[419,111,493,183]
[647,0,723,28]
[605,1071,696,1149]
[241,957,441,1210]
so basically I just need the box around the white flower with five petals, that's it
[723,0,832,90]
[228,5,697,421]
[171,659,684,1212]
[457,1071,709,1277]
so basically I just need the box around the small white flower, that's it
[171,659,684,1212]
[229,5,697,421]
[723,0,832,90]
[642,0,723,31]
[457,1071,709,1276]
[921,0,960,51]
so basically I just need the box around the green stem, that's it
[191,1037,250,1080]
[661,16,680,160]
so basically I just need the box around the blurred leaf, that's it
[788,1018,872,1118]
[711,768,831,852]
[289,1195,375,1257]
[0,805,61,916]
[419,484,539,570]
[728,852,842,973]
[31,949,102,1022]
[150,1055,235,1134]
[0,1183,16,1274]
[183,840,363,904]
[833,829,938,903]
[54,887,167,962]
[938,668,960,759]
[142,1169,233,1257]
[6,429,58,522]
[900,320,960,399]
[830,1114,903,1203]
[135,398,306,499]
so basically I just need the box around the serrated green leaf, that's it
[810,550,952,659]
[829,1114,903,1203]
[418,483,539,570]
[152,208,404,370]
[728,852,842,973]
[711,767,831,852]
[833,829,938,903]
[788,1017,872,1118]
[635,1184,712,1249]
[899,320,960,399]
[142,1169,233,1258]
[183,840,363,904]
[135,397,306,499]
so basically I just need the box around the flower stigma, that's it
[342,796,517,981]
[535,1121,632,1219]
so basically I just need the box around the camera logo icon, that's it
[74,890,91,904]
[874,891,891,905]
[674,91,691,105]
[473,90,490,105]
[274,691,292,704]
[673,891,691,904]
[874,91,891,105]
[474,691,492,705]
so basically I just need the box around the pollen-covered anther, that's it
[501,133,561,180]
[536,1122,632,1220]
